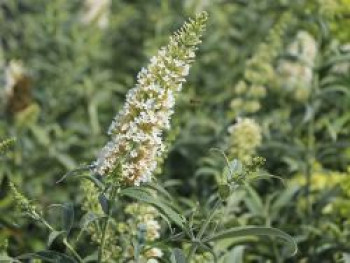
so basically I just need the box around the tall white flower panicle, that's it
[94,12,208,185]
[287,31,317,66]
[228,118,262,163]
[229,13,292,117]
[277,31,317,101]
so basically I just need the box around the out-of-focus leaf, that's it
[204,226,297,256]
[343,253,350,263]
[121,187,184,228]
[144,182,173,200]
[0,255,21,263]
[47,230,65,247]
[244,185,264,216]
[223,245,245,263]
[83,252,98,262]
[171,248,187,263]
[195,167,220,178]
[62,203,74,235]
[17,251,77,263]
[56,165,95,184]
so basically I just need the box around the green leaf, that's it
[171,248,187,263]
[302,104,314,124]
[224,246,245,263]
[244,185,264,216]
[121,187,184,228]
[62,203,74,235]
[248,171,285,185]
[98,193,109,214]
[0,255,21,263]
[77,213,106,242]
[17,251,77,263]
[271,186,299,216]
[203,226,297,256]
[56,165,95,184]
[144,182,173,200]
[343,253,350,263]
[30,126,50,146]
[47,230,66,247]
[195,167,220,178]
[80,213,105,229]
[55,152,77,169]
[320,54,350,71]
[319,85,350,97]
[83,252,98,262]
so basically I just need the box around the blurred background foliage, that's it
[0,0,349,262]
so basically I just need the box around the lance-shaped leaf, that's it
[203,226,297,256]
[121,187,184,228]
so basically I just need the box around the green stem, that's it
[63,238,84,263]
[187,241,200,262]
[40,217,83,263]
[98,186,118,263]
[39,217,54,232]
[305,147,313,220]
[187,199,221,261]
[305,48,321,222]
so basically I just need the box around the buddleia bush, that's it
[1,0,350,262]
[1,12,298,263]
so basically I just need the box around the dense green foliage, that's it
[1,0,350,262]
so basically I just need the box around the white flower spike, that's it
[94,12,208,185]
